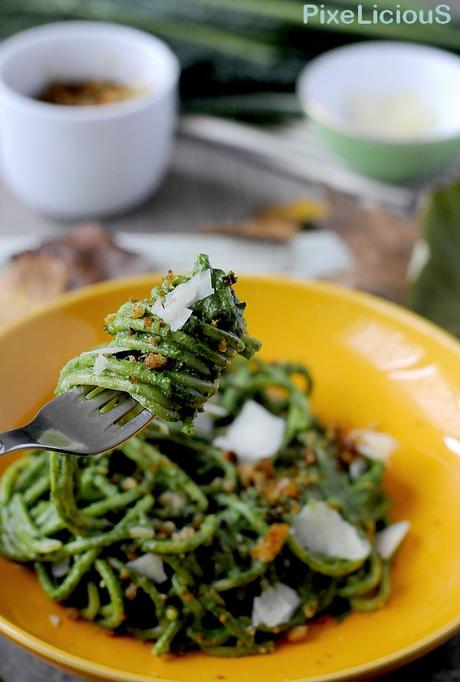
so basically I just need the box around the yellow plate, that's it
[1,275,460,682]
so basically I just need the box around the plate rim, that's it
[0,614,459,682]
[1,273,460,681]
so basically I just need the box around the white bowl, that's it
[0,22,180,218]
[297,42,460,182]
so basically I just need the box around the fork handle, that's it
[0,428,36,456]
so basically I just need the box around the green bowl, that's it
[298,42,460,183]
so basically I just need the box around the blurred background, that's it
[1,2,460,680]
[0,0,458,335]
[1,0,460,122]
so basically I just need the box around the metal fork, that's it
[0,388,153,457]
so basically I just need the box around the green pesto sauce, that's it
[57,254,260,428]
[0,357,397,658]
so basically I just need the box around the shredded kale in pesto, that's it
[57,253,260,430]
[0,355,399,657]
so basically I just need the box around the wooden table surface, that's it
[0,135,458,682]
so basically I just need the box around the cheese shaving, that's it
[127,553,167,583]
[94,353,109,377]
[376,521,410,559]
[349,429,398,464]
[80,346,131,356]
[252,583,300,628]
[292,501,370,561]
[349,458,366,481]
[51,557,70,578]
[152,269,214,332]
[213,400,285,462]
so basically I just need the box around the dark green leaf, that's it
[408,182,460,338]
[2,0,460,121]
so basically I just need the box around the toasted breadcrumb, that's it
[251,523,289,562]
[131,303,145,319]
[144,353,167,370]
[287,625,309,643]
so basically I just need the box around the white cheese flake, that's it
[51,557,70,578]
[292,501,370,561]
[127,554,167,583]
[213,400,285,463]
[49,614,61,627]
[349,429,398,464]
[203,402,229,417]
[94,353,109,377]
[349,458,366,481]
[252,583,300,628]
[194,411,214,437]
[376,521,410,559]
[152,299,192,332]
[80,346,131,356]
[169,269,214,307]
[151,269,214,332]
[195,401,229,436]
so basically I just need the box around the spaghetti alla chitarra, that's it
[0,256,408,657]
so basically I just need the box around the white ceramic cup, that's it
[0,22,180,218]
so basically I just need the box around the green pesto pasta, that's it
[57,253,260,429]
[0,356,406,658]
